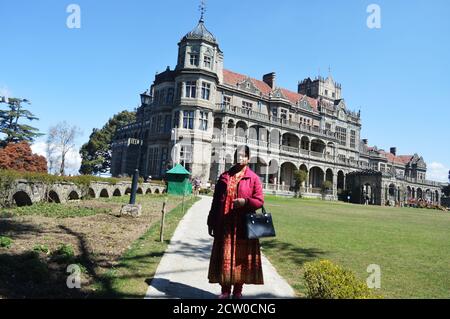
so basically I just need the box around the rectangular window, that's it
[350,130,356,148]
[156,115,161,133]
[326,123,332,131]
[271,108,277,118]
[183,110,195,129]
[280,109,287,120]
[242,101,253,109]
[336,126,347,146]
[185,81,196,98]
[180,145,192,170]
[325,89,328,96]
[190,53,199,66]
[199,111,208,131]
[257,101,262,112]
[223,96,231,106]
[203,55,211,68]
[151,116,156,132]
[201,82,211,100]
[166,88,174,104]
[164,115,171,132]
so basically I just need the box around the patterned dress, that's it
[208,167,264,285]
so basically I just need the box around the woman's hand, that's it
[208,226,215,237]
[232,198,246,209]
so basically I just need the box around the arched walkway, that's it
[48,190,61,203]
[68,190,80,201]
[309,166,324,190]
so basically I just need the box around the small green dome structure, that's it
[166,164,192,196]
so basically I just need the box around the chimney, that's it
[263,72,276,89]
[362,139,368,145]
[390,147,397,156]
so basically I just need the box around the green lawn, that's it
[260,196,450,299]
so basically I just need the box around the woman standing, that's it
[207,145,264,299]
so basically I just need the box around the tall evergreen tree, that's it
[79,110,136,175]
[0,97,44,147]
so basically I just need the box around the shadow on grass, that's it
[0,219,44,239]
[261,239,326,267]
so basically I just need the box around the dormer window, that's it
[246,82,250,89]
[204,55,212,68]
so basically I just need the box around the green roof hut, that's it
[166,164,192,196]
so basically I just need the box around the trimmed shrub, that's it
[0,236,13,248]
[303,259,382,299]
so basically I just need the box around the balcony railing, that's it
[215,103,338,141]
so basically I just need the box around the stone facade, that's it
[110,17,442,205]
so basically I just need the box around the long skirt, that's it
[208,210,264,285]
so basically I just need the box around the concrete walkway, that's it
[145,196,296,299]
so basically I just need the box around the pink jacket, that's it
[207,166,264,235]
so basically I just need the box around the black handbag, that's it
[245,206,276,239]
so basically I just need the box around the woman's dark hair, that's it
[234,145,250,163]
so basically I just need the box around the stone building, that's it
[110,15,441,205]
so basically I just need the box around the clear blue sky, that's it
[1,0,449,181]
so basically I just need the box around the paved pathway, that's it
[145,196,296,299]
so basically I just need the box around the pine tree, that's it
[0,98,44,147]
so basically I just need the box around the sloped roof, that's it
[181,19,217,44]
[166,164,191,175]
[222,69,272,96]
[222,69,318,112]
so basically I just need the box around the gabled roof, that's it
[378,150,414,165]
[222,69,318,112]
[222,69,272,96]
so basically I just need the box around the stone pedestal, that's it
[120,204,142,218]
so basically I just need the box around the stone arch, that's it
[425,189,432,201]
[325,168,333,183]
[155,188,160,194]
[227,119,235,135]
[417,188,423,200]
[326,142,336,157]
[269,128,280,145]
[267,159,279,183]
[13,191,32,207]
[137,187,143,194]
[281,132,299,148]
[309,166,325,189]
[88,188,96,199]
[337,170,345,191]
[68,190,80,201]
[100,189,109,198]
[235,121,248,137]
[300,136,310,150]
[249,156,268,180]
[113,188,122,197]
[125,187,132,195]
[48,190,61,203]
[406,186,412,200]
[280,162,297,189]
[249,125,268,142]
[310,139,326,153]
[146,188,152,194]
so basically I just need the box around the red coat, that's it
[207,166,265,285]
[207,166,264,236]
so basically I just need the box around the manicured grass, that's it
[260,195,450,299]
[92,196,200,298]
